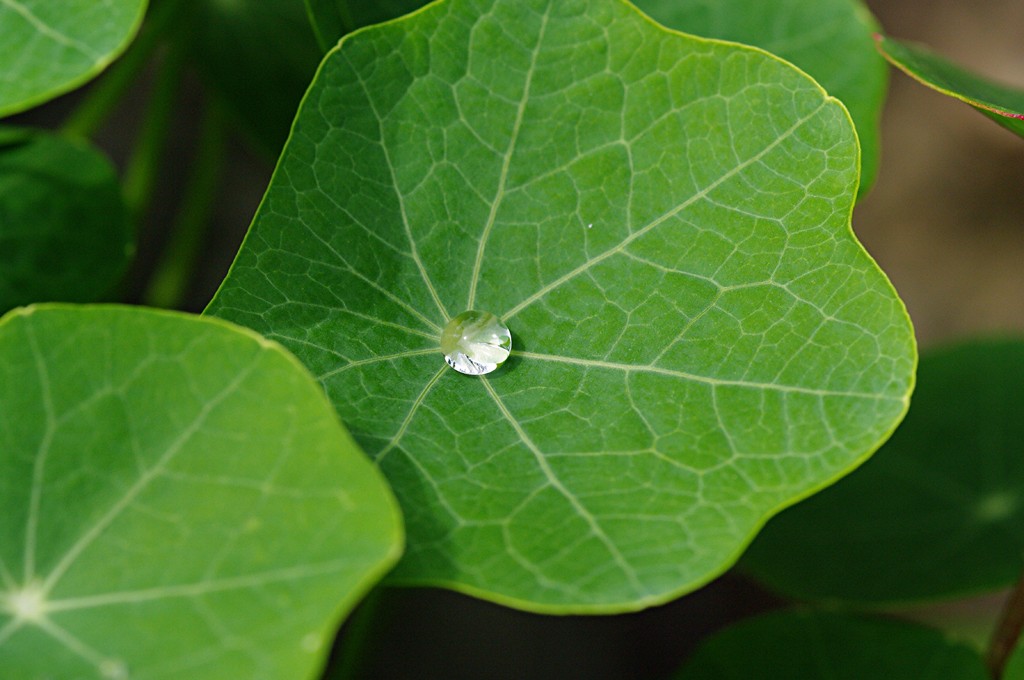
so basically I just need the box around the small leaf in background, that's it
[1006,644,1024,680]
[0,127,132,313]
[0,305,402,679]
[183,0,324,157]
[304,0,428,51]
[876,35,1024,138]
[635,0,887,199]
[0,0,147,116]
[208,0,915,612]
[742,339,1024,604]
[676,609,989,679]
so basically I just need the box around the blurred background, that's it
[8,0,1023,677]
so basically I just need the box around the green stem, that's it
[331,588,387,680]
[986,572,1024,679]
[121,42,185,223]
[61,0,180,139]
[142,97,227,309]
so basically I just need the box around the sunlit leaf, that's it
[0,305,402,679]
[208,0,915,612]
[0,0,147,116]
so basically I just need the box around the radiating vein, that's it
[295,223,442,333]
[481,378,645,594]
[319,348,438,381]
[516,351,901,400]
[40,361,259,594]
[35,618,110,670]
[375,366,446,463]
[346,53,451,324]
[467,3,550,310]
[23,319,55,582]
[46,558,360,612]
[0,618,21,646]
[501,102,829,320]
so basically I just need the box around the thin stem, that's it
[330,588,387,680]
[61,0,180,139]
[986,571,1024,678]
[142,96,227,309]
[122,42,185,223]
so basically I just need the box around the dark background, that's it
[10,0,1024,677]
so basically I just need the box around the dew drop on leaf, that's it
[440,310,512,376]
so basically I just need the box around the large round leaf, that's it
[0,305,402,679]
[742,339,1024,604]
[635,0,887,199]
[677,610,989,679]
[0,0,147,116]
[0,127,132,313]
[207,0,915,612]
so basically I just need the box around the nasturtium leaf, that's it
[0,305,402,679]
[304,0,426,51]
[635,0,887,199]
[0,127,132,313]
[676,610,989,679]
[207,0,915,612]
[184,0,323,157]
[0,0,147,116]
[742,339,1024,604]
[876,35,1024,138]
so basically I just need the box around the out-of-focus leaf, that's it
[184,0,323,157]
[0,127,132,313]
[677,610,989,679]
[304,0,426,51]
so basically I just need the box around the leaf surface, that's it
[0,305,402,679]
[743,339,1024,603]
[876,35,1024,138]
[207,0,915,612]
[635,0,886,198]
[0,127,132,313]
[677,610,989,679]
[0,0,147,116]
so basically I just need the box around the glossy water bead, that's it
[440,310,512,375]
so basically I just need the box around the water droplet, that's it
[440,310,511,375]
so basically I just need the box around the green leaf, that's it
[0,305,402,679]
[304,0,426,51]
[0,0,147,116]
[676,610,989,679]
[742,339,1024,604]
[0,127,132,313]
[635,0,887,199]
[876,35,1024,138]
[184,0,323,157]
[1006,644,1024,680]
[207,0,915,612]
